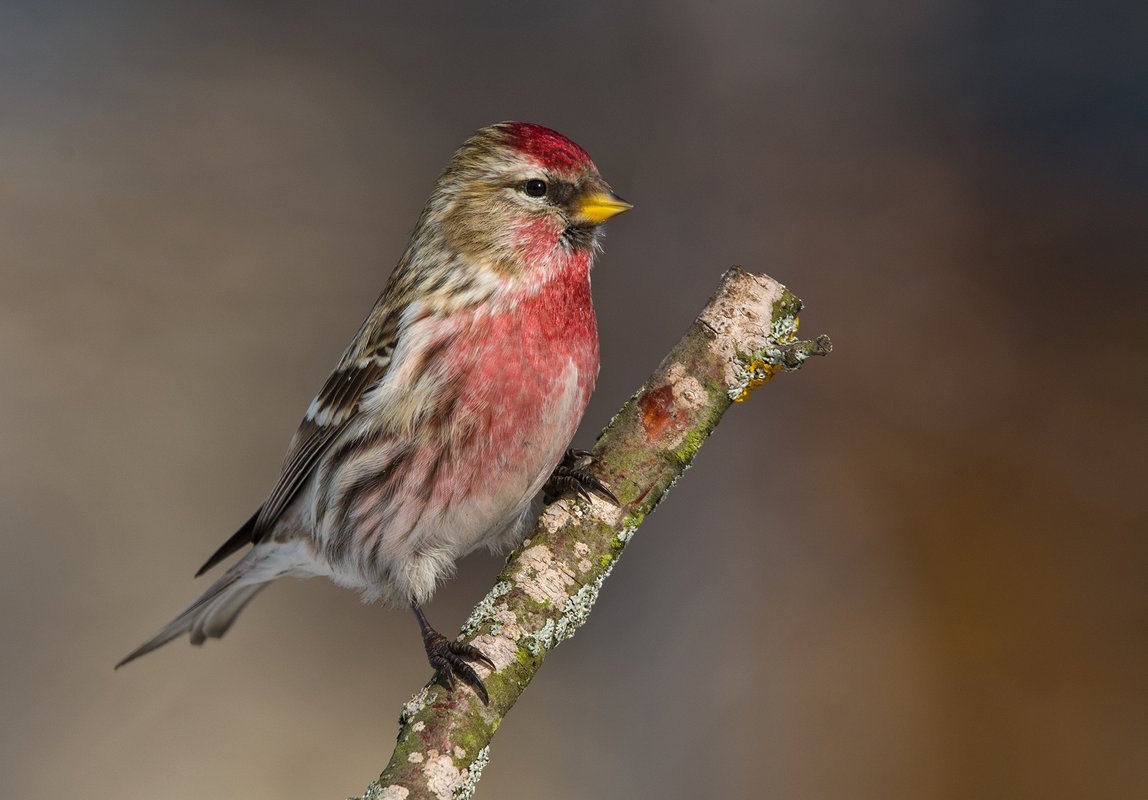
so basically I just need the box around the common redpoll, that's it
[117,122,631,702]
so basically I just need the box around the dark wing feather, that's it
[192,295,409,575]
[246,302,406,539]
[252,354,393,537]
[193,354,391,575]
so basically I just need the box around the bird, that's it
[115,122,631,703]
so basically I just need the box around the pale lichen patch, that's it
[616,522,637,545]
[731,358,779,402]
[453,746,490,800]
[407,752,424,764]
[771,308,800,343]
[554,561,614,645]
[535,502,569,533]
[515,545,576,606]
[358,782,410,800]
[471,628,520,669]
[459,581,512,637]
[522,618,556,656]
[573,542,593,573]
[470,601,526,669]
[400,687,430,725]
[588,491,625,525]
[407,744,490,800]
[521,559,617,656]
[421,752,464,800]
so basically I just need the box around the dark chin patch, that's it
[562,224,599,251]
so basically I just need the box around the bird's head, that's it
[429,122,632,276]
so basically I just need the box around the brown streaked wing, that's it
[252,351,394,539]
[247,283,415,541]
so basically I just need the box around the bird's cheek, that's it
[512,216,564,260]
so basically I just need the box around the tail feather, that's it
[187,583,267,646]
[115,544,298,669]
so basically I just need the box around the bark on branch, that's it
[356,268,832,800]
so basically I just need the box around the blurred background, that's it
[1,1,1145,798]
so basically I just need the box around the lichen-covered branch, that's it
[357,268,831,800]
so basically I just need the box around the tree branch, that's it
[356,268,832,800]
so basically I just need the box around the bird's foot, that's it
[423,632,495,704]
[544,448,618,505]
[414,605,494,704]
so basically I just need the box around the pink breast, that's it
[438,258,599,513]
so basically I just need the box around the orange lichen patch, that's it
[638,384,676,440]
[734,359,778,402]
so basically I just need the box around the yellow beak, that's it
[572,191,633,225]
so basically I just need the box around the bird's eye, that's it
[524,179,548,198]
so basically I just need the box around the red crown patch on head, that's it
[502,122,593,172]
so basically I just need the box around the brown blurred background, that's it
[2,1,1145,798]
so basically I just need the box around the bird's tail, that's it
[115,543,303,669]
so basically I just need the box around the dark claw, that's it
[414,604,494,704]
[544,448,619,505]
[449,640,496,672]
[426,634,491,704]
